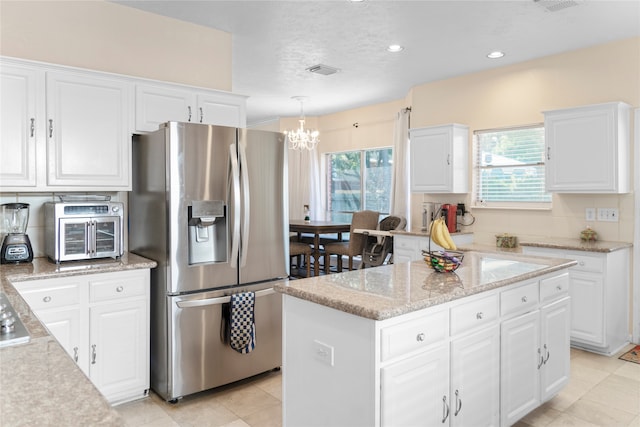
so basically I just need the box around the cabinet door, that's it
[500,310,540,426]
[0,65,39,187]
[197,92,247,128]
[545,103,629,193]
[381,344,449,426]
[451,324,500,427]
[38,307,88,375]
[89,299,148,402]
[540,297,570,402]
[46,71,130,188]
[569,271,604,345]
[410,127,452,192]
[410,124,468,193]
[135,84,193,132]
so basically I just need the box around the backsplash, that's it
[0,192,128,259]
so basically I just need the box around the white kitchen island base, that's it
[278,253,575,427]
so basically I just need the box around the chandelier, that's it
[285,96,319,150]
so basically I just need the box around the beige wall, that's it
[310,37,639,245]
[0,0,232,90]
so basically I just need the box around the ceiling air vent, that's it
[306,64,340,76]
[534,0,582,12]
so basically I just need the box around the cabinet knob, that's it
[476,312,483,320]
[579,261,585,266]
[43,296,52,303]
[521,296,528,303]
[116,286,124,293]
[416,332,426,342]
[556,285,562,291]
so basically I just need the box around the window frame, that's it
[325,147,393,220]
[472,124,552,210]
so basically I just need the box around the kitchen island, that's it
[0,253,156,426]
[275,251,577,427]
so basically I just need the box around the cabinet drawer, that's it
[380,310,448,362]
[570,253,604,273]
[501,281,539,317]
[394,237,419,251]
[89,272,146,303]
[450,294,498,336]
[14,279,81,310]
[540,273,569,303]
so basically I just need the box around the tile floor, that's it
[116,344,640,427]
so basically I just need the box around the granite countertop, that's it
[275,251,576,321]
[391,228,473,238]
[518,237,632,253]
[0,253,157,426]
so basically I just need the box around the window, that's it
[326,148,393,222]
[473,125,551,208]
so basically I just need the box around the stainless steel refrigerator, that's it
[129,122,288,402]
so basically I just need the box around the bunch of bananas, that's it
[430,218,457,250]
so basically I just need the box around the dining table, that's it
[289,219,352,276]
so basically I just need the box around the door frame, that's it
[633,108,639,344]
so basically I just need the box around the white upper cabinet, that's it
[135,82,247,132]
[46,71,131,188]
[544,102,631,193]
[410,124,469,193]
[0,64,42,187]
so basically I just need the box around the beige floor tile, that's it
[251,370,282,401]
[569,358,610,387]
[221,420,251,427]
[582,374,640,415]
[572,349,627,373]
[241,402,282,427]
[548,377,594,412]
[614,361,640,381]
[116,395,176,427]
[519,401,562,426]
[214,383,282,419]
[159,392,240,427]
[547,413,600,427]
[564,399,636,427]
[628,415,640,427]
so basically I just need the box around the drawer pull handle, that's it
[442,395,449,423]
[543,344,550,365]
[537,348,544,369]
[556,285,562,291]
[30,118,35,137]
[476,312,483,320]
[187,106,192,122]
[43,296,52,303]
[521,296,528,303]
[92,344,97,365]
[49,119,53,138]
[116,286,124,293]
[416,333,426,342]
[454,389,462,416]
[73,346,78,363]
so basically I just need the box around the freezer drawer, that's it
[156,283,282,401]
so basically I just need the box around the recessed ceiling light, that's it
[387,45,404,53]
[487,51,505,59]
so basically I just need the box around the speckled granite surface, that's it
[390,228,474,238]
[275,251,576,320]
[518,237,632,253]
[0,253,156,426]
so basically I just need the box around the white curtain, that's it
[288,146,324,221]
[390,108,411,225]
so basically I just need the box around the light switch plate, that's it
[313,340,334,367]
[585,208,596,221]
[597,208,619,222]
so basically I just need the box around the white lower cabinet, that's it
[283,271,567,426]
[522,246,630,355]
[500,274,570,426]
[393,233,474,263]
[13,269,150,405]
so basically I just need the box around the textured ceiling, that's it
[113,1,640,125]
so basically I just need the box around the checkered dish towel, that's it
[229,291,256,354]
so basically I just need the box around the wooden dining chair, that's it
[323,210,380,273]
[289,241,312,278]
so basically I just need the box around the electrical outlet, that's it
[585,208,596,221]
[313,340,334,367]
[597,208,619,222]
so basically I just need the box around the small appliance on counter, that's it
[1,203,34,264]
[44,195,124,263]
[441,203,459,233]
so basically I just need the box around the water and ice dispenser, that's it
[188,200,227,265]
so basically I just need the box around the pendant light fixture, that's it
[285,96,319,150]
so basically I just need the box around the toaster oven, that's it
[44,201,124,263]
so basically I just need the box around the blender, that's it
[1,203,34,264]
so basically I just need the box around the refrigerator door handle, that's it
[175,288,276,308]
[229,143,241,268]
[238,139,251,268]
